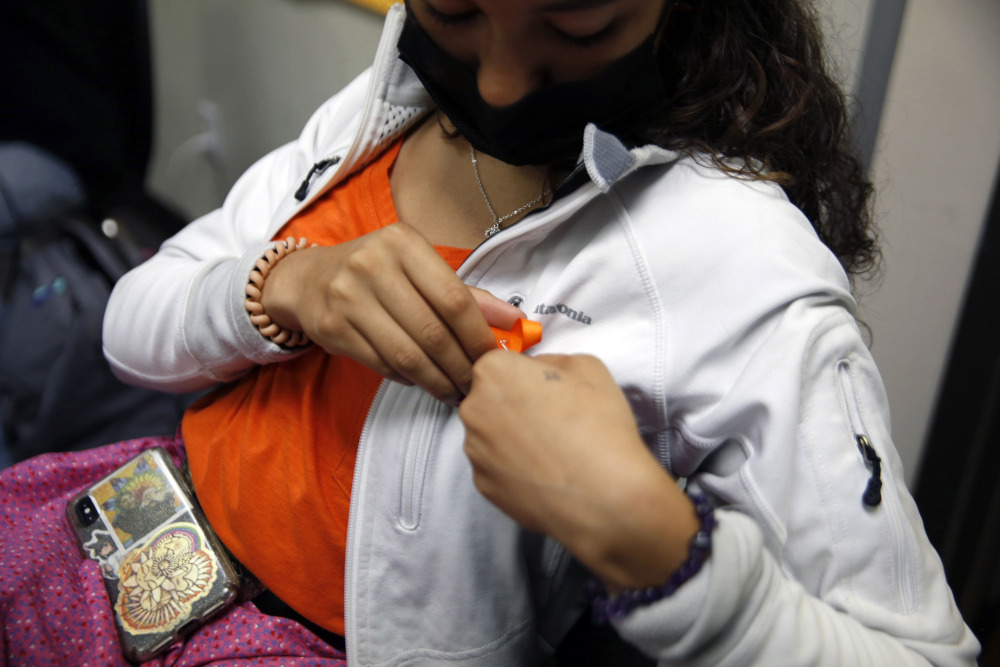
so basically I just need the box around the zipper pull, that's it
[856,435,883,507]
[294,157,341,201]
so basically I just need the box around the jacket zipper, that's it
[835,360,883,507]
[344,380,389,662]
[835,359,916,612]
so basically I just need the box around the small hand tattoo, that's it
[544,370,561,382]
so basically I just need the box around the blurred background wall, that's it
[145,0,385,218]
[144,0,1000,491]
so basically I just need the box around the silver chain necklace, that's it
[470,145,552,238]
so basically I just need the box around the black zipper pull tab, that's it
[856,435,883,507]
[294,157,341,201]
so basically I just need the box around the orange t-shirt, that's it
[183,138,472,636]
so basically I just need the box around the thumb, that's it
[468,286,525,330]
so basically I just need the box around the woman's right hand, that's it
[258,222,521,404]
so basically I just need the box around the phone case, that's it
[65,448,240,662]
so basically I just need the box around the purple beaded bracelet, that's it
[590,491,717,624]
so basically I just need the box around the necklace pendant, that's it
[484,222,501,238]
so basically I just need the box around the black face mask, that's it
[396,9,669,166]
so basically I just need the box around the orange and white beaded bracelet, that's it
[244,237,313,347]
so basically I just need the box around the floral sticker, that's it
[115,523,219,634]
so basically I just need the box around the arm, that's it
[102,73,370,392]
[103,69,520,398]
[616,307,978,665]
[459,335,979,665]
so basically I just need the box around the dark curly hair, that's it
[631,0,879,280]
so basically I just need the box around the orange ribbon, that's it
[489,318,542,353]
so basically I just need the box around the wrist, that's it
[245,237,313,347]
[590,489,716,623]
[565,459,701,591]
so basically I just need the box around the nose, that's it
[475,44,544,108]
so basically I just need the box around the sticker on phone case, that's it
[115,522,220,634]
[83,530,122,577]
[91,452,186,548]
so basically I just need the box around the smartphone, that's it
[65,448,240,662]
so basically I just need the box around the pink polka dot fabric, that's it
[0,437,347,666]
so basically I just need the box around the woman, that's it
[3,0,977,664]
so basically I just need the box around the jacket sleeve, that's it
[614,314,980,665]
[614,166,980,665]
[102,70,371,393]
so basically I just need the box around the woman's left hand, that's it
[459,352,700,590]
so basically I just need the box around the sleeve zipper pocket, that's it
[836,360,883,507]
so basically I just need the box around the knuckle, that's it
[343,249,378,277]
[472,349,501,374]
[378,222,412,249]
[313,311,348,342]
[419,319,452,352]
[468,466,490,496]
[383,222,409,239]
[435,283,474,319]
[321,272,354,305]
[468,358,491,386]
[388,344,423,375]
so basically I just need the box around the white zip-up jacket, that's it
[103,6,979,665]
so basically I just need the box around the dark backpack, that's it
[0,215,188,464]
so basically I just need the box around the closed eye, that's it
[420,1,479,26]
[550,22,618,48]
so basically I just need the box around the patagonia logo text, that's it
[532,302,592,325]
